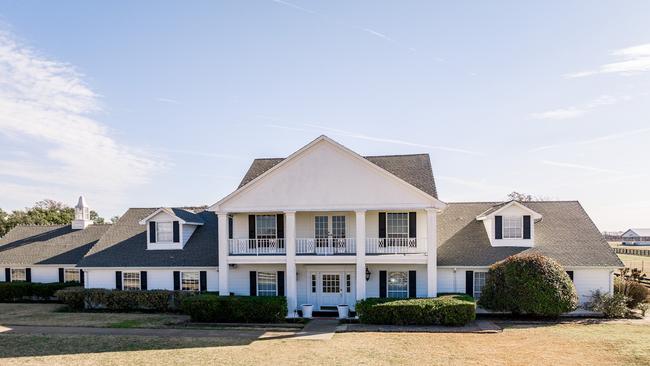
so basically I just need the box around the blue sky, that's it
[0,1,649,230]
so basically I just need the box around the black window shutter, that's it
[173,271,180,290]
[200,271,207,292]
[378,213,386,238]
[115,271,122,290]
[408,212,417,238]
[523,215,531,239]
[228,216,233,239]
[25,268,31,283]
[249,271,257,296]
[276,214,284,239]
[4,268,10,282]
[495,216,503,240]
[277,271,285,296]
[566,271,574,281]
[248,215,256,239]
[408,270,417,298]
[149,222,156,243]
[140,271,147,290]
[58,268,64,283]
[379,270,387,298]
[465,271,474,296]
[80,270,85,286]
[172,221,180,243]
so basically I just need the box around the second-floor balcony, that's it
[228,238,286,255]
[365,237,427,254]
[296,238,356,255]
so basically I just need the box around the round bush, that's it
[478,254,578,317]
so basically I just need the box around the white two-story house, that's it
[0,135,623,317]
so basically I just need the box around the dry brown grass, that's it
[0,303,188,328]
[0,322,647,365]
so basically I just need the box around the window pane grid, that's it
[64,269,80,283]
[502,216,522,239]
[256,215,277,239]
[346,273,351,293]
[322,274,340,293]
[387,213,409,239]
[387,271,408,298]
[10,268,26,282]
[258,272,277,296]
[157,222,173,242]
[474,272,488,299]
[123,272,140,291]
[181,271,200,292]
[332,216,346,238]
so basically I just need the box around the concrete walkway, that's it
[290,319,341,340]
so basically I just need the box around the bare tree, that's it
[507,191,549,202]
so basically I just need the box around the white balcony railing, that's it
[366,238,426,254]
[296,238,356,255]
[228,238,286,255]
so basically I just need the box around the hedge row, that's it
[55,287,201,312]
[355,295,476,326]
[0,281,80,302]
[181,294,287,323]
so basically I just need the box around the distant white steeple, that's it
[72,195,92,230]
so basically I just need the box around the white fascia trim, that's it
[78,266,219,270]
[137,208,205,226]
[0,263,78,267]
[476,200,542,221]
[223,203,438,213]
[209,135,447,212]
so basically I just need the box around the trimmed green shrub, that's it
[614,277,649,308]
[478,254,578,317]
[0,281,79,302]
[355,295,476,326]
[586,290,629,318]
[55,288,200,312]
[181,295,287,323]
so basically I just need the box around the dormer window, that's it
[156,222,173,242]
[502,216,523,239]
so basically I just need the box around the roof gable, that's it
[476,200,542,220]
[138,207,205,225]
[211,135,445,212]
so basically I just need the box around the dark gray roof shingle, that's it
[78,208,217,268]
[169,208,205,224]
[437,201,623,267]
[238,154,438,198]
[0,224,111,265]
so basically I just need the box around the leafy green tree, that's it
[110,216,120,224]
[90,210,105,224]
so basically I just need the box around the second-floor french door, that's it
[315,215,346,252]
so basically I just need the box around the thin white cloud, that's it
[530,95,631,121]
[154,148,247,160]
[271,0,317,14]
[156,97,181,104]
[0,29,162,204]
[259,116,482,155]
[530,126,650,152]
[567,43,650,78]
[541,160,621,174]
[437,175,504,192]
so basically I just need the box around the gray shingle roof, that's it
[238,154,438,198]
[0,224,111,265]
[437,201,623,267]
[170,208,205,224]
[78,208,217,268]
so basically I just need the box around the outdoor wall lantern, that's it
[365,267,371,281]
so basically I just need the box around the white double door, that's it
[308,271,354,310]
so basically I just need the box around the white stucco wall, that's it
[366,264,428,298]
[228,264,286,296]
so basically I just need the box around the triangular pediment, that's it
[212,136,444,212]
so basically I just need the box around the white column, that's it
[285,211,297,317]
[355,210,367,301]
[217,213,229,296]
[426,208,438,297]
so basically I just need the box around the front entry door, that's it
[319,273,343,308]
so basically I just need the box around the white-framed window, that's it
[311,273,317,293]
[256,215,277,239]
[10,268,26,282]
[332,216,346,238]
[387,271,408,298]
[502,216,523,239]
[156,222,173,242]
[322,274,340,293]
[386,213,409,239]
[346,273,351,293]
[64,269,81,283]
[257,272,277,296]
[122,271,141,291]
[473,272,488,299]
[181,271,200,292]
